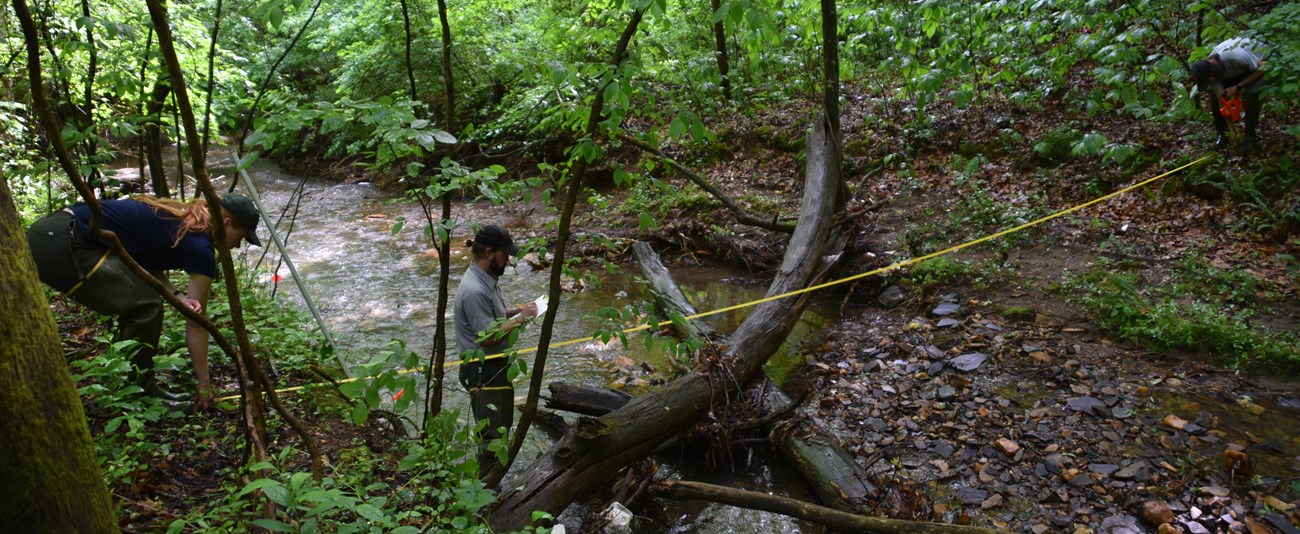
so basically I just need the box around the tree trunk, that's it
[709,0,731,101]
[489,113,843,531]
[486,8,646,488]
[0,41,115,528]
[144,79,171,197]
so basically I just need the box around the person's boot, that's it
[136,370,189,402]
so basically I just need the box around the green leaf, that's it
[251,519,293,532]
[431,130,458,144]
[338,379,366,399]
[236,151,260,172]
[638,211,655,231]
[411,119,429,129]
[354,503,385,522]
[237,478,282,497]
[351,402,369,425]
[391,217,406,235]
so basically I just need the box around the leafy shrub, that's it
[1032,126,1082,165]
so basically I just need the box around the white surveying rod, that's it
[231,152,351,377]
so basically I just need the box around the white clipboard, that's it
[533,294,549,318]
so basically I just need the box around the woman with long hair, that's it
[27,193,262,410]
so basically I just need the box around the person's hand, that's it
[519,301,539,319]
[196,384,212,411]
[1224,84,1239,98]
[182,296,203,314]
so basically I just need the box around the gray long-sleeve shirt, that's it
[453,263,510,357]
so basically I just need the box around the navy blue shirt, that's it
[70,199,218,278]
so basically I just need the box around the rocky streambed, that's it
[800,290,1300,533]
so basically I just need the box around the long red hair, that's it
[133,195,220,247]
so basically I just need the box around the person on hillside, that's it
[1190,37,1267,151]
[27,194,262,410]
[453,224,537,476]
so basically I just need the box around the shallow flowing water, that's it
[171,150,837,532]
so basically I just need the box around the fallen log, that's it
[633,238,878,513]
[545,382,631,416]
[488,114,844,531]
[651,480,1009,534]
[762,377,877,511]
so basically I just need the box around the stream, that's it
[198,152,834,532]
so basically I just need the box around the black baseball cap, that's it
[474,224,519,256]
[219,194,262,247]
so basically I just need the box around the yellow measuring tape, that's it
[216,155,1210,403]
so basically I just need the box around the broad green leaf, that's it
[236,151,259,172]
[351,402,369,425]
[251,519,293,532]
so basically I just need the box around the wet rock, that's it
[937,318,961,328]
[1182,520,1211,534]
[1278,397,1300,410]
[1067,396,1110,417]
[949,353,988,372]
[928,361,946,375]
[1114,462,1150,481]
[1198,486,1230,497]
[1264,512,1300,534]
[933,302,961,316]
[1088,464,1120,476]
[956,487,987,505]
[996,438,1021,456]
[878,285,907,307]
[1138,501,1174,525]
[1098,513,1142,533]
[933,440,955,458]
[938,386,956,400]
[1157,524,1179,534]
[1111,405,1133,419]
[981,493,1003,509]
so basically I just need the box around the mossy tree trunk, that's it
[0,172,116,531]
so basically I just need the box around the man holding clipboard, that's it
[453,224,540,476]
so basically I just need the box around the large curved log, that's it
[489,114,843,530]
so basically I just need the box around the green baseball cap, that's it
[219,194,262,247]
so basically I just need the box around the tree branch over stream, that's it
[617,131,795,234]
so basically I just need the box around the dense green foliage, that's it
[1064,258,1300,372]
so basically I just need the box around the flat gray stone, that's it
[956,487,987,505]
[1066,396,1110,417]
[1098,514,1141,533]
[1114,462,1150,481]
[933,302,961,316]
[949,353,988,372]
